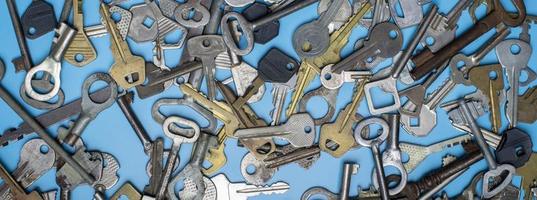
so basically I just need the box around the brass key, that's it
[100,3,145,89]
[64,0,97,67]
[467,64,504,133]
[286,3,371,117]
[0,162,43,200]
[319,77,369,157]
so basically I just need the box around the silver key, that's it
[211,173,289,200]
[420,0,471,52]
[320,64,371,90]
[178,176,216,200]
[56,150,103,200]
[496,39,532,128]
[86,6,132,40]
[234,113,316,147]
[12,139,55,188]
[298,86,338,126]
[388,0,423,28]
[271,75,297,125]
[187,35,227,101]
[318,0,352,33]
[155,116,200,200]
[240,152,277,186]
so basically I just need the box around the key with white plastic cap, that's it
[211,174,289,200]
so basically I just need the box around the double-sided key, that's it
[496,39,532,128]
[100,3,146,89]
[64,0,97,66]
[319,78,368,157]
[286,3,371,117]
[212,173,289,200]
[467,64,505,133]
[188,35,227,101]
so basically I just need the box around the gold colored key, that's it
[203,128,227,175]
[468,64,504,133]
[65,0,97,67]
[286,3,371,117]
[110,182,141,200]
[100,3,145,89]
[319,77,369,157]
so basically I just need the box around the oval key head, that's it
[174,1,210,28]
[496,39,532,69]
[221,12,255,56]
[163,116,200,143]
[495,128,533,168]
[354,117,389,147]
[258,48,299,83]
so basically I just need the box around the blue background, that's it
[0,0,536,199]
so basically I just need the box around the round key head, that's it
[495,128,533,168]
[354,117,389,147]
[258,48,299,83]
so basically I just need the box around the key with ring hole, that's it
[188,35,227,101]
[298,86,339,126]
[354,117,390,200]
[155,116,200,200]
[318,0,352,33]
[100,3,146,89]
[467,64,505,133]
[287,3,371,117]
[292,0,344,58]
[371,114,407,196]
[221,0,318,56]
[319,78,369,157]
[24,23,76,102]
[410,0,526,80]
[64,0,97,67]
[85,6,132,40]
[496,39,532,128]
[0,161,43,200]
[301,163,358,200]
[320,64,371,90]
[6,0,33,72]
[363,5,437,115]
[146,0,188,49]
[458,100,515,198]
[234,113,316,148]
[64,73,118,146]
[240,152,277,186]
[420,0,471,52]
[174,0,210,28]
[329,22,403,73]
[242,2,281,44]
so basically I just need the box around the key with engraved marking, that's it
[100,3,146,89]
[64,0,97,66]
[319,78,368,157]
[212,173,289,200]
[287,3,371,117]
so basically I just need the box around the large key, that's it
[6,0,33,72]
[221,0,318,55]
[292,0,344,58]
[286,3,371,117]
[0,162,42,200]
[100,3,146,89]
[410,0,526,80]
[64,0,97,66]
[188,35,227,101]
[155,116,200,200]
[319,78,368,157]
[496,39,532,128]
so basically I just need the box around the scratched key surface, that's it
[0,0,536,199]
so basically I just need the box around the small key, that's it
[496,39,532,128]
[188,35,227,100]
[174,0,210,28]
[293,0,344,58]
[100,3,146,89]
[21,0,57,39]
[234,113,316,148]
[64,73,118,146]
[467,64,505,133]
[6,0,33,72]
[388,0,423,28]
[420,0,471,52]
[211,173,289,200]
[64,0,97,66]
[12,139,55,188]
[320,64,371,90]
[155,116,200,200]
[240,152,277,186]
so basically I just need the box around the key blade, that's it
[230,182,289,199]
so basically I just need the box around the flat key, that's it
[12,139,55,188]
[64,0,97,66]
[100,3,146,89]
[421,0,471,52]
[293,0,344,58]
[234,113,315,148]
[496,39,532,128]
[212,174,289,200]
[388,0,423,28]
[188,35,227,101]
[0,162,42,200]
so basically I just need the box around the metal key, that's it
[6,0,33,72]
[64,73,118,146]
[320,64,372,90]
[354,117,390,200]
[293,0,344,58]
[318,0,352,33]
[188,35,227,101]
[24,23,76,101]
[146,0,188,49]
[155,116,200,200]
[100,3,146,89]
[174,0,210,28]
[0,162,42,200]
[240,152,277,186]
[298,85,339,126]
[234,113,316,148]
[211,173,289,200]
[301,163,359,200]
[319,78,368,157]
[496,39,532,128]
[85,6,132,40]
[12,139,55,188]
[64,0,97,66]
[363,5,437,115]
[388,0,423,28]
[221,0,318,55]
[56,149,103,200]
[420,0,471,52]
[458,100,515,198]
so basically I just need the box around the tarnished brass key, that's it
[100,3,145,89]
[64,0,97,67]
[467,64,504,133]
[0,162,43,200]
[286,3,371,117]
[319,77,369,157]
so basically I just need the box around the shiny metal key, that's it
[100,3,146,89]
[212,173,289,200]
[64,0,97,66]
[320,64,372,90]
[234,113,316,148]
